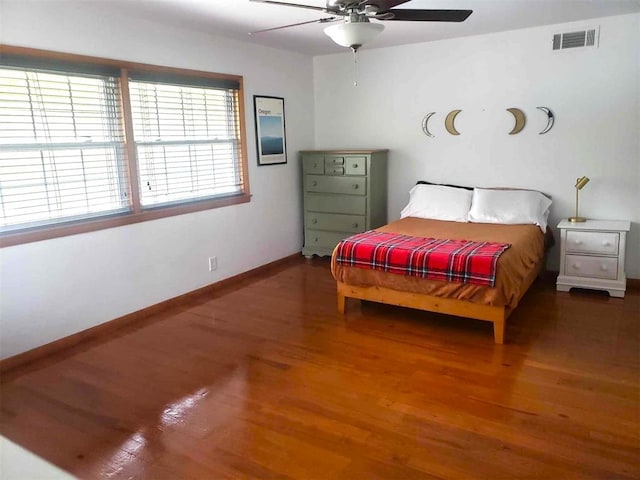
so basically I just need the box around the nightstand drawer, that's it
[305,175,366,195]
[565,255,618,280]
[305,213,365,232]
[566,231,619,255]
[305,229,350,250]
[303,156,324,174]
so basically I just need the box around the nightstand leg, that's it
[608,289,625,298]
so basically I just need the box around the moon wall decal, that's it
[421,112,436,137]
[445,110,462,135]
[536,106,555,134]
[506,108,526,135]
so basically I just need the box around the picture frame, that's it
[253,95,287,166]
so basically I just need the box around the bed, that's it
[330,184,552,344]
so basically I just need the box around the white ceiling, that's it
[67,0,640,55]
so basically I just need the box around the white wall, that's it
[0,2,314,359]
[314,13,640,277]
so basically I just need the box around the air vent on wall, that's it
[553,26,599,50]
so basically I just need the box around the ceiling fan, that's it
[249,0,473,51]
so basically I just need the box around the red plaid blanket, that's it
[335,230,510,287]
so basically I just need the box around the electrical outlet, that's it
[208,256,217,272]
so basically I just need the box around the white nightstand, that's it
[556,219,631,298]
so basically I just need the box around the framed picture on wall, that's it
[253,95,287,166]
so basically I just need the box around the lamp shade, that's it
[575,176,590,190]
[324,22,385,49]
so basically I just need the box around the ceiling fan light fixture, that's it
[324,22,385,50]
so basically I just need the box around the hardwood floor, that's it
[1,257,639,479]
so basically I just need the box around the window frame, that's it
[0,46,251,248]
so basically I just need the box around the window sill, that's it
[0,193,251,248]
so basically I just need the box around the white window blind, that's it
[129,77,245,208]
[0,65,129,233]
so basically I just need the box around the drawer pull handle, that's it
[314,237,319,242]
[312,181,318,187]
[352,184,359,189]
[353,164,358,168]
[575,240,583,245]
[572,263,580,269]
[600,265,608,271]
[603,241,611,246]
[352,223,359,228]
[313,163,318,168]
[312,218,318,224]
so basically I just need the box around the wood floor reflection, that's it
[1,257,639,479]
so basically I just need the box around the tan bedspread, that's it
[331,218,545,309]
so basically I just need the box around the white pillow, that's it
[400,184,473,222]
[468,188,552,232]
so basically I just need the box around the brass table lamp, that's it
[569,176,590,222]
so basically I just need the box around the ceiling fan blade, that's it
[385,9,472,22]
[368,11,394,20]
[249,16,339,35]
[360,0,411,10]
[249,0,336,14]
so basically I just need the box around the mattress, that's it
[331,217,546,309]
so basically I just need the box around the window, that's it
[0,47,250,247]
[0,65,128,232]
[129,74,244,208]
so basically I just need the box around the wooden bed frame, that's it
[336,259,543,344]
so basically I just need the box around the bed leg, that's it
[337,291,346,315]
[493,318,505,344]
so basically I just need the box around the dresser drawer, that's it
[305,194,366,215]
[565,255,618,280]
[324,156,344,168]
[305,229,352,250]
[303,155,325,174]
[305,175,366,195]
[325,166,344,176]
[566,230,619,255]
[305,213,366,233]
[345,156,366,175]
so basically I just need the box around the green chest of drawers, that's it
[301,150,388,257]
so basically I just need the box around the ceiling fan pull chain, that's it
[352,48,358,87]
